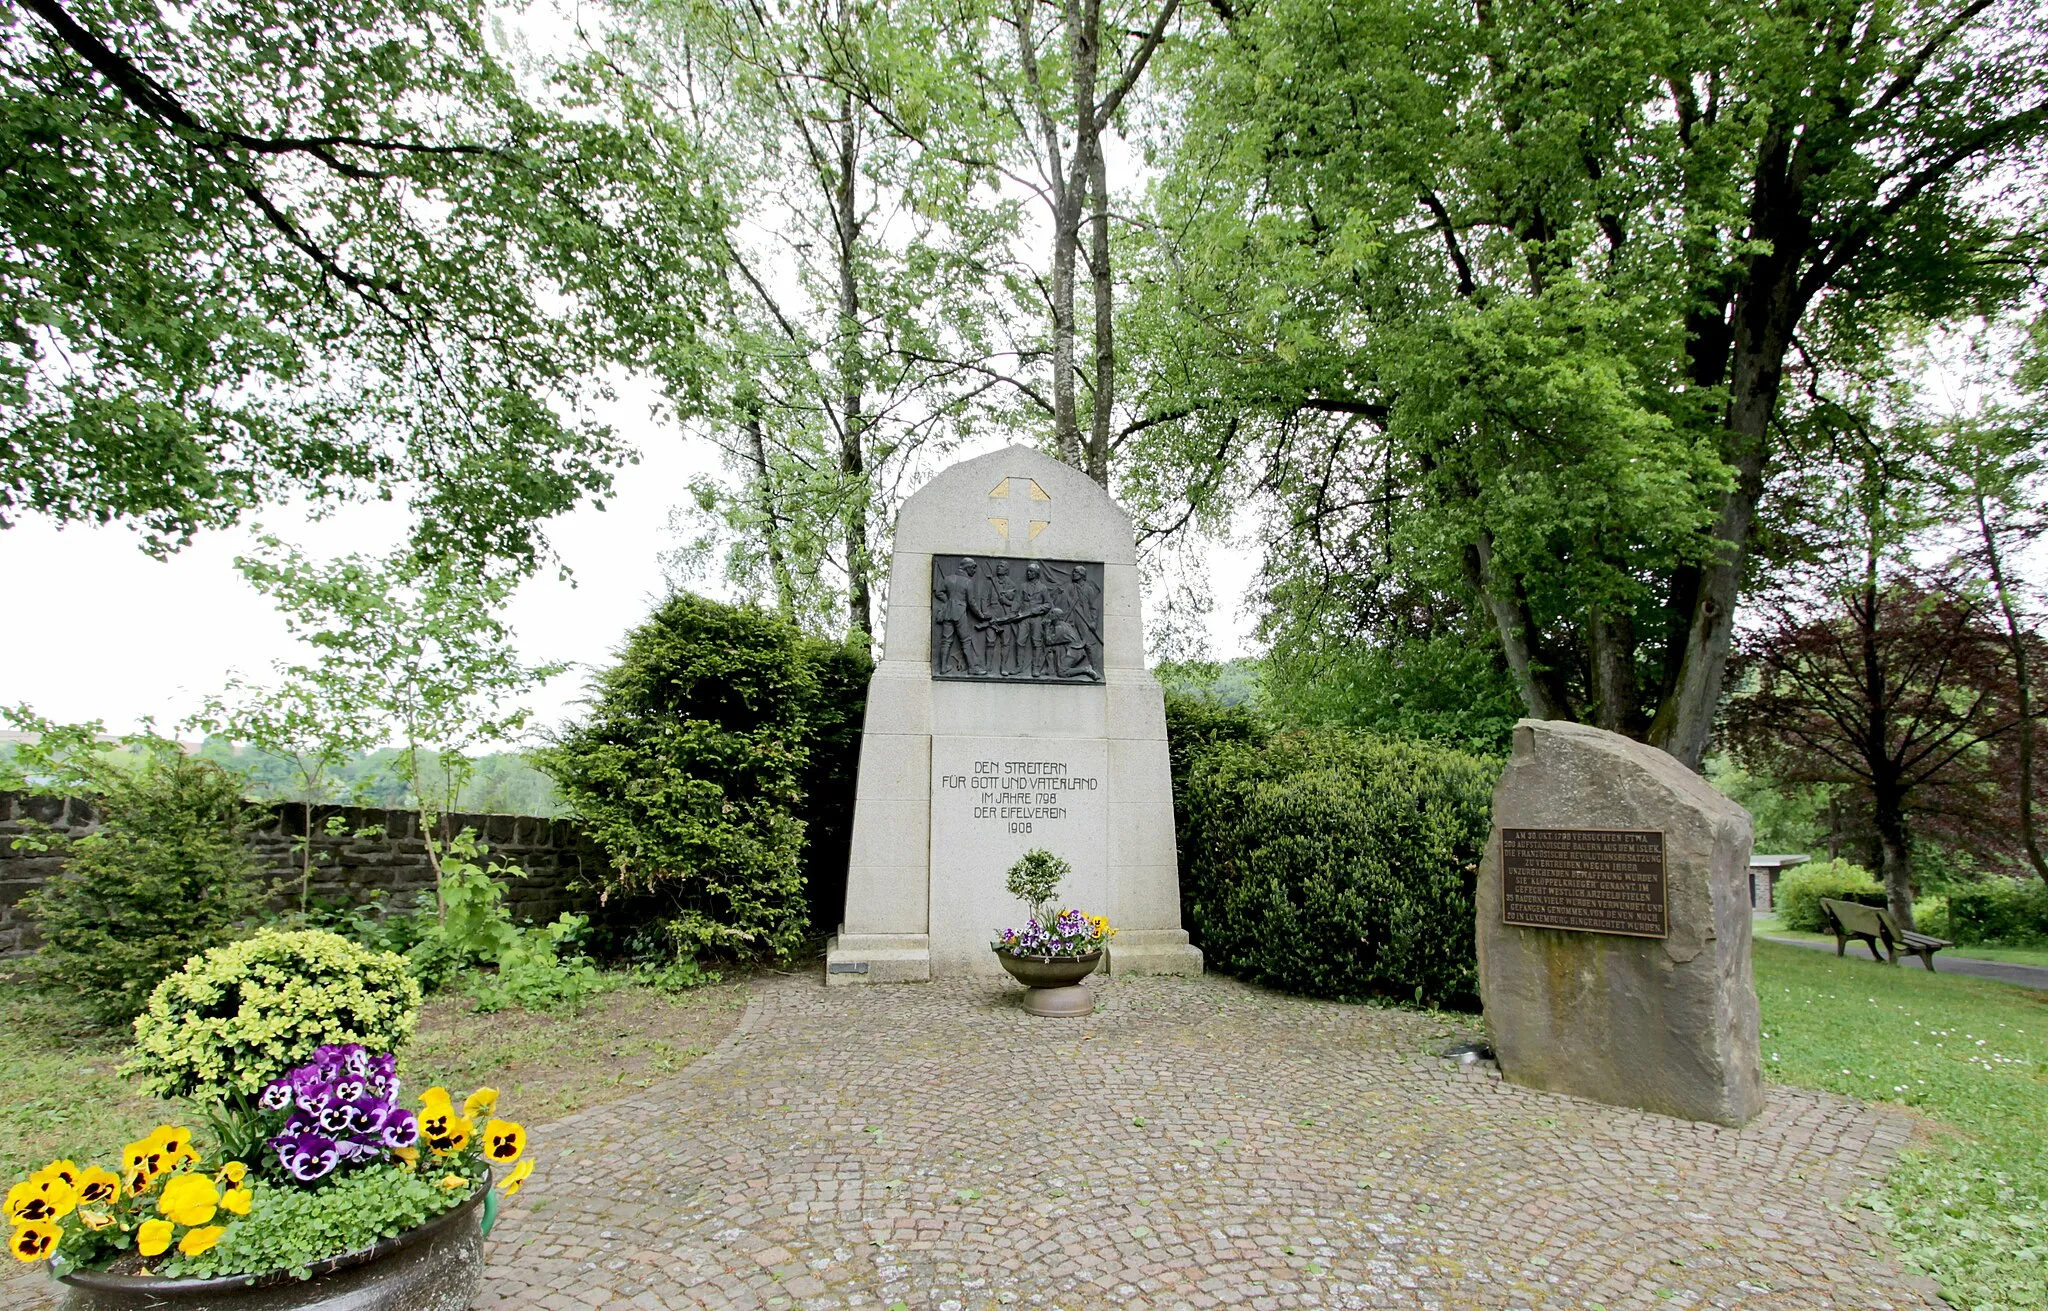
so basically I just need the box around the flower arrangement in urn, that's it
[5,929,537,1308]
[991,849,1114,1016]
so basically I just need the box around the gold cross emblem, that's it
[988,477,1050,542]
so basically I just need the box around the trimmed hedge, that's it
[1174,722,1496,1009]
[1942,878,2048,946]
[1774,858,1886,933]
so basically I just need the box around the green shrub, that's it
[1177,727,1496,1007]
[1774,858,1886,933]
[1913,893,1950,940]
[15,733,267,1024]
[1163,691,1270,797]
[793,634,871,938]
[1943,878,2048,945]
[124,928,422,1102]
[537,593,851,961]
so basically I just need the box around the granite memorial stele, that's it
[825,445,1203,983]
[1477,719,1765,1126]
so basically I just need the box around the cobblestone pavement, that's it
[472,972,1938,1311]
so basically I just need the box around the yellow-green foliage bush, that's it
[124,929,421,1103]
[1775,858,1886,932]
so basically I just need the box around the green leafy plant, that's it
[1003,849,1072,934]
[406,832,606,1013]
[537,593,844,962]
[124,929,422,1103]
[1773,859,1887,934]
[1176,727,1496,1008]
[4,710,268,1024]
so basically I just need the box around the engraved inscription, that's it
[937,756,1103,836]
[930,554,1105,684]
[1502,828,1668,938]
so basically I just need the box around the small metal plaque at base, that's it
[1502,827,1668,938]
[827,961,870,975]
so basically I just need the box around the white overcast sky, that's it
[0,399,1263,743]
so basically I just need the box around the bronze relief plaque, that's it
[929,554,1105,684]
[1501,828,1668,938]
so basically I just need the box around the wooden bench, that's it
[1820,897,1954,970]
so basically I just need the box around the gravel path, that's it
[470,971,1940,1311]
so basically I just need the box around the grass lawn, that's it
[1754,940,2048,1311]
[1753,915,2048,969]
[0,972,750,1184]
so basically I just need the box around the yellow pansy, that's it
[5,1177,74,1224]
[33,1161,80,1191]
[178,1225,225,1258]
[215,1161,247,1187]
[391,1147,420,1171]
[9,1220,59,1263]
[462,1087,499,1120]
[221,1187,252,1217]
[157,1173,220,1227]
[77,1208,115,1232]
[497,1159,535,1197]
[136,1218,174,1257]
[437,1174,468,1191]
[421,1109,472,1155]
[74,1167,119,1207]
[145,1126,199,1168]
[419,1086,453,1112]
[122,1138,168,1190]
[481,1120,526,1165]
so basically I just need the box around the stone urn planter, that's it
[995,947,1103,1017]
[54,1181,490,1311]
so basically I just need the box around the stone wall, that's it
[0,793,601,958]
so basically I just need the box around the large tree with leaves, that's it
[3,0,726,566]
[1123,0,2048,768]
[600,0,1022,638]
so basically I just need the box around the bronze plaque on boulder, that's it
[1501,828,1668,938]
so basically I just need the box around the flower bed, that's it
[4,930,537,1293]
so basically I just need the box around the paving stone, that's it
[3,972,1935,1309]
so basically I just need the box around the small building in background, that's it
[1749,853,1810,912]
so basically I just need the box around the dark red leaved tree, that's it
[1723,577,2028,928]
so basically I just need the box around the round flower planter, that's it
[994,948,1103,1017]
[55,1180,488,1311]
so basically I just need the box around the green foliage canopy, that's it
[1123,0,2048,766]
[2,0,726,565]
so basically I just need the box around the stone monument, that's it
[1476,720,1764,1126]
[825,445,1203,983]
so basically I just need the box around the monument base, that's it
[1104,929,1204,976]
[824,933,931,986]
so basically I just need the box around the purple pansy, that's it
[276,1132,340,1183]
[264,1044,416,1186]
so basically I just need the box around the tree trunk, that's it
[1469,536,1570,720]
[832,92,873,640]
[1084,126,1112,487]
[1974,482,2047,882]
[1872,787,1915,931]
[1589,603,1638,734]
[1648,127,1812,770]
[744,408,795,618]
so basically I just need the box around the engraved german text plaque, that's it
[1501,828,1668,938]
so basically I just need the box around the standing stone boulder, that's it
[1477,720,1764,1126]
